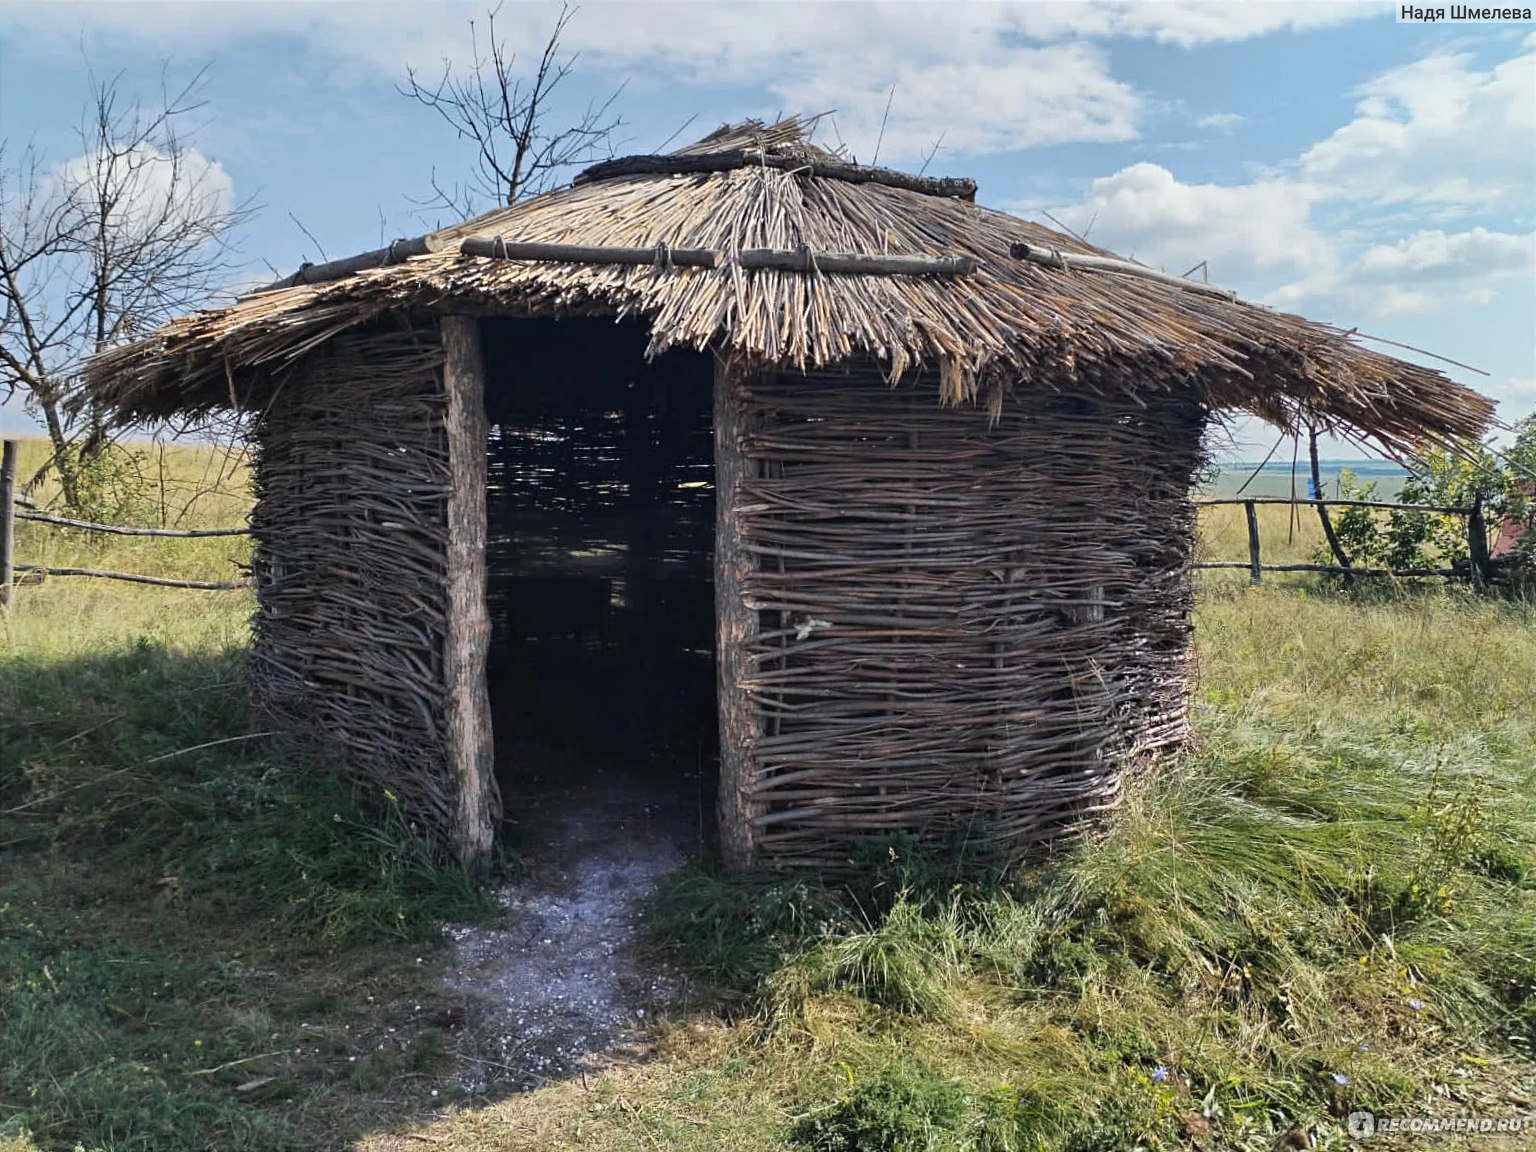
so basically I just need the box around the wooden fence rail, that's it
[13,564,251,591]
[1,439,252,607]
[14,509,250,538]
[0,434,1499,606]
[1193,495,1487,586]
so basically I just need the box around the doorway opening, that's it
[480,317,718,852]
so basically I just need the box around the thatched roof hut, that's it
[80,118,1494,872]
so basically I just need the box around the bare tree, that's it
[400,2,626,215]
[0,65,254,506]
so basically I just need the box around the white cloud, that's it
[1032,34,1535,324]
[0,1,1386,163]
[1354,227,1536,282]
[1041,162,1333,282]
[1299,35,1536,209]
[1267,227,1535,317]
[52,144,235,243]
[1196,112,1245,131]
[1005,1,1382,47]
[774,44,1140,157]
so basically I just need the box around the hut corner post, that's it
[714,353,761,870]
[441,315,496,874]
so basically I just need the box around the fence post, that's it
[1244,499,1262,585]
[1308,425,1353,580]
[1,440,15,612]
[1467,492,1490,592]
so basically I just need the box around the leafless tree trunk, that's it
[0,65,254,508]
[400,2,626,216]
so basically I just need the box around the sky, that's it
[1,0,1532,461]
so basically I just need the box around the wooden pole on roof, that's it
[713,351,761,870]
[441,315,497,874]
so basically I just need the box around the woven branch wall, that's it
[732,365,1208,867]
[251,322,464,839]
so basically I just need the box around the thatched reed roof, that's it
[80,117,1493,455]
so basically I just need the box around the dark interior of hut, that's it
[479,317,718,843]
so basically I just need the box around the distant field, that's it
[1202,459,1411,499]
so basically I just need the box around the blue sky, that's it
[1,1,1532,460]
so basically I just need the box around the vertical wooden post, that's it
[714,352,760,870]
[441,316,496,874]
[1,440,16,612]
[1308,424,1352,578]
[1468,492,1490,592]
[1244,499,1262,586]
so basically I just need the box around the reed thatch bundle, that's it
[80,117,1493,458]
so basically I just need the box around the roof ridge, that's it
[573,148,977,200]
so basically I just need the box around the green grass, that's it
[413,587,1536,1152]
[3,437,1534,1150]
[2,440,498,1152]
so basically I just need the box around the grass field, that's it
[3,438,1534,1151]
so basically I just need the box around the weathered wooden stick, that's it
[1308,425,1353,579]
[1,441,16,611]
[1010,242,1238,300]
[1197,496,1471,515]
[14,564,250,590]
[737,249,977,276]
[459,237,718,267]
[16,509,249,537]
[1244,499,1261,586]
[254,235,445,294]
[1468,492,1491,592]
[714,352,761,870]
[575,149,978,200]
[1195,562,1459,577]
[441,314,497,876]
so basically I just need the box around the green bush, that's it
[793,1065,969,1152]
[1318,416,1536,578]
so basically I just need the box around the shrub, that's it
[792,1064,969,1152]
[1317,417,1536,580]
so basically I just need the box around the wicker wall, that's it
[725,364,1208,867]
[250,322,468,839]
[248,322,1206,868]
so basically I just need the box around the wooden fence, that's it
[0,439,252,609]
[1194,495,1491,588]
[0,434,1497,611]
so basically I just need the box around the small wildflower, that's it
[1151,1066,1170,1083]
[1408,998,1425,1011]
[1332,1072,1350,1086]
[193,1039,203,1048]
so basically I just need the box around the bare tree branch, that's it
[398,2,627,216]
[0,64,257,508]
[288,211,329,264]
